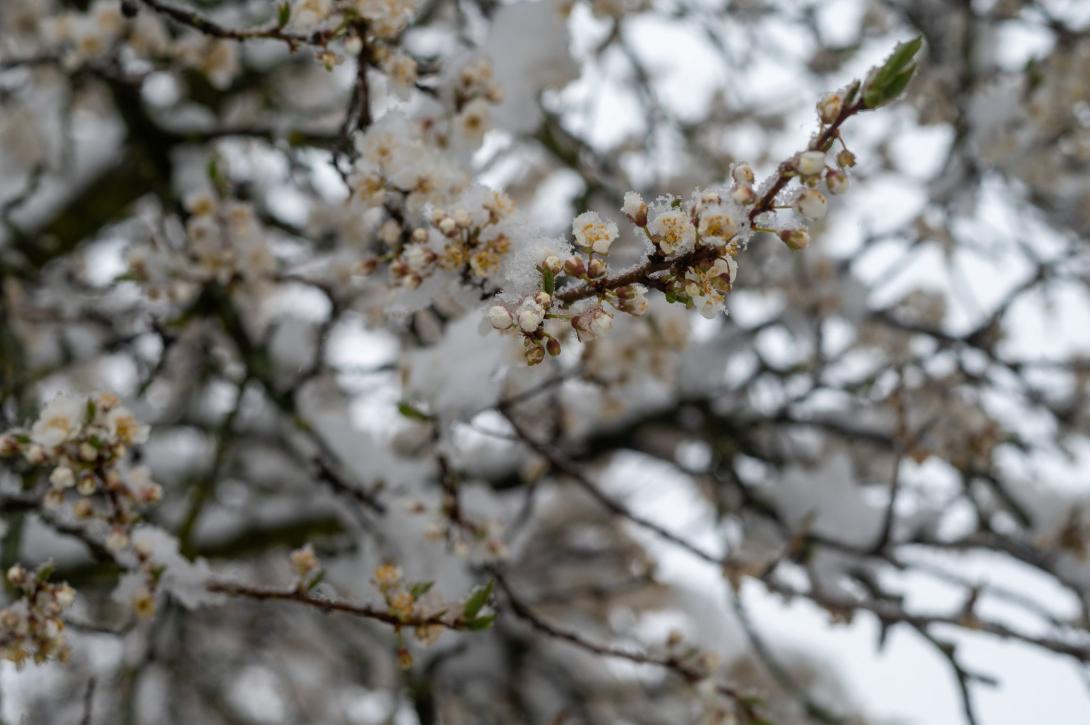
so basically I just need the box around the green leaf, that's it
[397,402,432,422]
[35,562,56,582]
[306,571,326,591]
[463,579,493,619]
[863,36,923,109]
[842,79,861,106]
[206,155,228,196]
[409,581,434,598]
[881,36,923,79]
[276,1,291,27]
[542,267,555,296]
[864,64,917,108]
[466,614,496,631]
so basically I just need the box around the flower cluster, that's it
[486,181,750,363]
[290,0,420,40]
[125,193,277,304]
[0,392,158,552]
[372,564,447,649]
[1,565,77,669]
[40,1,243,87]
[383,187,518,290]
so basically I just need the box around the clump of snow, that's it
[402,310,519,419]
[482,0,579,133]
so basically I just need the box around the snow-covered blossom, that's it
[615,285,650,316]
[696,204,739,245]
[2,393,158,553]
[795,150,826,177]
[572,307,614,341]
[517,297,546,333]
[455,98,492,143]
[290,0,333,31]
[622,192,648,225]
[794,188,828,220]
[355,0,419,38]
[384,51,418,97]
[488,305,514,330]
[825,168,850,195]
[30,395,85,449]
[572,211,619,254]
[648,207,696,256]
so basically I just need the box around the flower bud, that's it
[731,185,757,206]
[779,228,810,251]
[825,168,849,195]
[290,545,319,579]
[49,466,75,490]
[77,473,97,496]
[572,307,613,341]
[836,149,856,168]
[517,299,545,333]
[438,217,458,236]
[6,565,27,588]
[563,256,586,277]
[817,93,843,124]
[621,192,648,226]
[488,305,513,330]
[106,529,129,552]
[24,445,45,465]
[545,337,562,357]
[795,151,826,177]
[587,258,607,278]
[731,163,755,186]
[542,255,563,274]
[794,189,828,220]
[524,345,546,366]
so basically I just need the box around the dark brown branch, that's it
[206,580,463,630]
[490,567,761,720]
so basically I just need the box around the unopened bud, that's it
[795,151,826,177]
[488,305,513,331]
[563,256,586,277]
[438,217,458,236]
[731,185,757,206]
[836,149,856,168]
[817,93,843,124]
[545,337,562,356]
[587,258,607,278]
[731,163,755,186]
[825,168,849,195]
[524,345,546,366]
[794,189,828,221]
[779,228,810,251]
[621,192,648,226]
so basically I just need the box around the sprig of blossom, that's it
[1,564,76,669]
[0,392,158,552]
